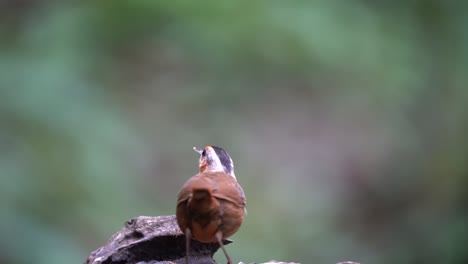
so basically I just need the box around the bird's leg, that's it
[185,228,191,264]
[216,231,233,264]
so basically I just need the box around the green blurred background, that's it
[1,1,467,263]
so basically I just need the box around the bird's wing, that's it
[212,179,246,208]
[177,174,214,205]
[177,175,198,205]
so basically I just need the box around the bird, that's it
[176,146,246,264]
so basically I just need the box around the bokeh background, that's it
[1,1,467,264]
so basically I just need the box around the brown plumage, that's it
[176,146,246,264]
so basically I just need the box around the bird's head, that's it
[193,146,235,178]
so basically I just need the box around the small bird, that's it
[176,146,247,264]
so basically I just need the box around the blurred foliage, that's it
[1,1,468,263]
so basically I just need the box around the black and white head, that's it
[194,146,236,179]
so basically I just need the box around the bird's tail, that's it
[190,187,219,214]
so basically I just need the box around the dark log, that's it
[85,215,229,264]
[84,214,357,264]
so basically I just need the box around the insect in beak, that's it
[193,147,203,154]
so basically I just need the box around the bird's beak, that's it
[193,147,203,154]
